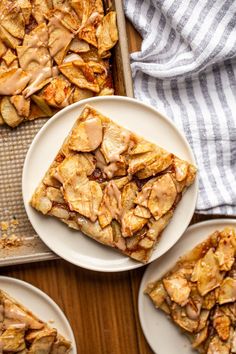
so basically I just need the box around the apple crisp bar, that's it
[0,289,71,353]
[0,0,118,127]
[145,227,236,353]
[31,105,197,263]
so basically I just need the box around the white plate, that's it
[0,276,76,353]
[22,96,197,272]
[138,218,236,354]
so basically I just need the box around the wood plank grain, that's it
[126,20,142,53]
[1,260,139,354]
[129,269,153,354]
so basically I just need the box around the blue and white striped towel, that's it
[124,0,236,215]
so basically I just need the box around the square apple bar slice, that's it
[145,227,236,353]
[31,105,197,263]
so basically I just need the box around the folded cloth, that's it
[124,0,236,215]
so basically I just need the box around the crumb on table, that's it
[10,218,19,229]
[0,234,22,249]
[0,221,9,231]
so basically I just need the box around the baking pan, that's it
[0,1,133,267]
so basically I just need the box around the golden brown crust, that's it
[0,289,71,353]
[31,105,197,263]
[145,227,236,353]
[0,0,118,127]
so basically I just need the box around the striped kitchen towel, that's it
[124,0,236,215]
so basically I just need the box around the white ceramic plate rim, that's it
[22,96,198,272]
[138,218,236,354]
[0,276,77,353]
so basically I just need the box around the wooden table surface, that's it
[0,21,229,354]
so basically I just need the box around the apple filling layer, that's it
[146,227,236,353]
[0,0,118,127]
[31,105,197,263]
[0,290,71,353]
